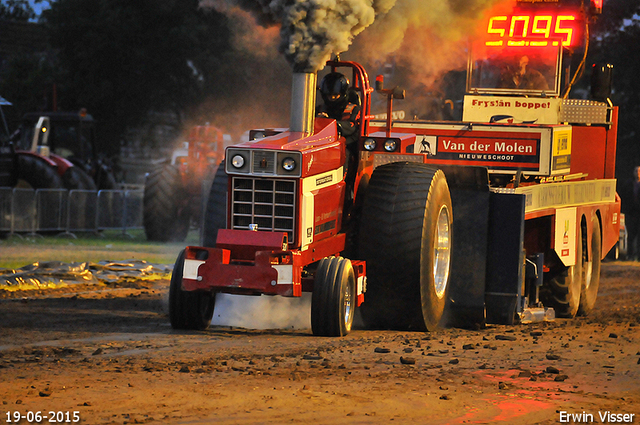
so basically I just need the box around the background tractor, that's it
[143,124,227,242]
[5,110,118,191]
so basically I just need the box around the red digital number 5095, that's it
[486,14,579,47]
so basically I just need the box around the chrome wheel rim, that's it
[344,277,354,331]
[583,233,593,290]
[433,205,451,299]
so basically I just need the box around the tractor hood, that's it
[225,117,344,178]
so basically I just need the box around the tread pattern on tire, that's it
[358,162,450,331]
[311,256,355,337]
[540,263,581,318]
[169,249,215,330]
[202,162,227,247]
[16,154,64,189]
[62,166,98,191]
[143,164,189,242]
[540,236,582,318]
[311,257,332,336]
[578,215,601,315]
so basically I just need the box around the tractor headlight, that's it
[282,157,296,172]
[384,139,398,152]
[231,154,245,168]
[364,138,377,151]
[251,131,265,140]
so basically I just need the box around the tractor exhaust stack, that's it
[290,72,317,137]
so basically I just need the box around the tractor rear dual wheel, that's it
[143,165,190,242]
[169,249,216,330]
[311,256,356,337]
[358,162,453,331]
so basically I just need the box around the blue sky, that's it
[28,0,51,17]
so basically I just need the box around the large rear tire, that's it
[169,249,216,330]
[358,162,453,331]
[16,154,64,189]
[311,257,356,337]
[143,165,189,242]
[202,162,227,247]
[578,215,601,315]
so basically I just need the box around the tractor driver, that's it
[499,55,549,91]
[317,72,361,146]
[317,71,361,213]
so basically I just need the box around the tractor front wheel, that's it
[311,256,356,337]
[169,249,216,330]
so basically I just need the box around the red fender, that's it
[16,150,58,169]
[48,153,75,175]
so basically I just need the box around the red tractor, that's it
[4,111,117,191]
[170,0,620,336]
[143,124,226,242]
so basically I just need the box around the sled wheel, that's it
[169,249,215,330]
[311,256,356,337]
[202,162,227,247]
[16,154,64,189]
[578,215,602,315]
[143,164,189,242]
[358,162,452,331]
[62,166,97,191]
[540,242,582,318]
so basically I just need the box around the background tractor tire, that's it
[540,243,582,318]
[202,162,227,247]
[143,165,189,242]
[358,162,453,331]
[169,249,216,330]
[16,154,64,189]
[62,166,98,191]
[95,163,118,190]
[578,215,602,315]
[311,256,356,337]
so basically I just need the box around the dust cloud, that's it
[211,293,312,330]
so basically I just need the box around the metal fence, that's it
[0,188,144,237]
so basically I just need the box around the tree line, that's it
[0,0,638,174]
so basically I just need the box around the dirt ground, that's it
[0,261,639,424]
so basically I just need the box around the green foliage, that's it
[0,0,37,22]
[0,53,61,124]
[42,0,231,155]
[588,0,640,179]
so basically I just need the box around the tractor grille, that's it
[231,177,296,242]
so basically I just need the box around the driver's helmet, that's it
[319,72,349,110]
